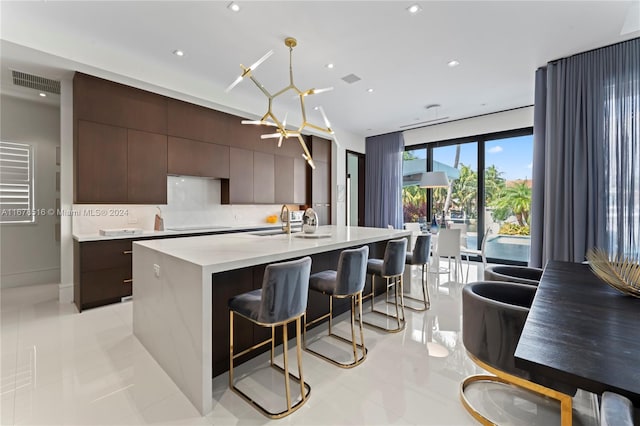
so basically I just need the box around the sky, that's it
[408,135,534,182]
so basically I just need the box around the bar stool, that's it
[228,256,312,419]
[304,245,369,368]
[362,238,407,333]
[403,234,432,311]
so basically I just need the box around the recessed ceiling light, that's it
[367,88,374,93]
[227,2,240,12]
[407,4,422,14]
[447,60,460,67]
[326,63,334,69]
[39,92,47,97]
[173,49,185,57]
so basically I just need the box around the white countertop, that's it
[73,223,285,242]
[133,225,410,273]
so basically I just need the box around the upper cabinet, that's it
[76,121,128,203]
[74,73,167,134]
[73,72,318,206]
[229,147,254,204]
[167,100,230,145]
[253,151,275,204]
[127,130,168,204]
[76,122,167,204]
[167,137,229,178]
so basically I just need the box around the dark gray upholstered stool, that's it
[362,238,407,333]
[461,281,576,426]
[304,245,369,368]
[404,234,432,311]
[600,392,635,426]
[228,256,312,419]
[484,265,543,286]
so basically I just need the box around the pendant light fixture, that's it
[225,37,336,169]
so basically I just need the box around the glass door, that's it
[483,134,533,263]
[431,143,478,250]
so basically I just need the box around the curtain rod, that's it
[548,36,639,65]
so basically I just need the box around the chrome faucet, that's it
[281,204,291,234]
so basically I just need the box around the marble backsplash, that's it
[72,176,292,234]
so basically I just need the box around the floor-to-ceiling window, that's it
[483,133,533,263]
[402,128,533,264]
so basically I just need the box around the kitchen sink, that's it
[249,229,301,236]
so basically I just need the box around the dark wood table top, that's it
[514,260,640,406]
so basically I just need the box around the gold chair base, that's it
[230,364,311,419]
[304,292,367,368]
[400,263,430,311]
[361,274,406,333]
[229,313,311,419]
[460,353,572,426]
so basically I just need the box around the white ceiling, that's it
[1,1,638,139]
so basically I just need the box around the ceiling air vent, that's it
[399,117,451,129]
[11,70,61,95]
[341,73,361,84]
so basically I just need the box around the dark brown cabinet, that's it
[76,121,128,203]
[74,239,133,312]
[167,137,230,178]
[73,72,319,206]
[167,99,230,144]
[75,121,168,204]
[229,147,254,203]
[275,156,307,204]
[253,151,275,204]
[74,73,167,134]
[128,130,168,204]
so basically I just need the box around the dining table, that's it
[514,260,640,406]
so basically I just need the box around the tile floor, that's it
[1,262,598,425]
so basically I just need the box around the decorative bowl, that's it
[586,248,640,298]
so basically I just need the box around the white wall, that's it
[0,95,61,288]
[402,107,534,146]
[330,129,365,227]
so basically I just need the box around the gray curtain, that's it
[364,132,404,229]
[530,38,639,267]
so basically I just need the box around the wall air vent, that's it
[341,73,361,84]
[11,70,61,95]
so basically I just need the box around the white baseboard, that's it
[0,268,60,289]
[58,282,73,303]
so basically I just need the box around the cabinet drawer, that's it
[81,267,131,306]
[80,240,133,271]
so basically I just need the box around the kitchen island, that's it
[132,225,410,414]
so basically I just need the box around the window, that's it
[0,141,34,224]
[402,128,533,264]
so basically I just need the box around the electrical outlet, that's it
[153,264,160,278]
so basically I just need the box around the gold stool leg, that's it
[392,277,401,329]
[229,311,234,388]
[295,318,306,402]
[282,323,291,411]
[358,292,366,359]
[350,295,358,361]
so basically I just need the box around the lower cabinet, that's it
[74,239,133,312]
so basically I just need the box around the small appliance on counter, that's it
[302,208,318,234]
[154,206,164,231]
[289,210,304,232]
[99,228,143,237]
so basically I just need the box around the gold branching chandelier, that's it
[225,37,336,169]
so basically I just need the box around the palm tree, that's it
[451,164,478,218]
[484,164,506,205]
[493,182,532,226]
